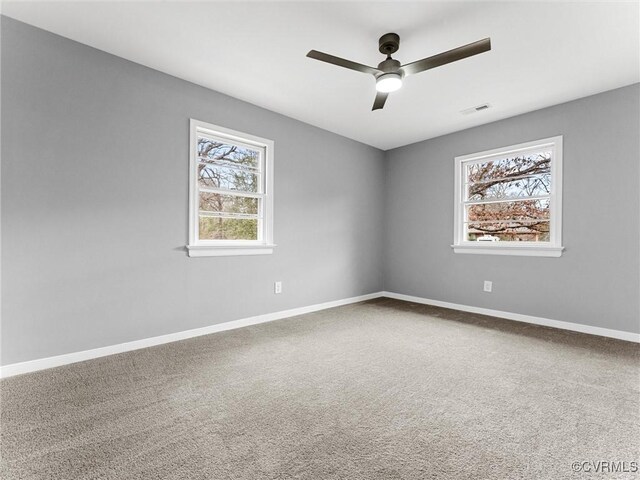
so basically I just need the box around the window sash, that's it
[189,119,274,250]
[463,197,551,242]
[462,153,553,237]
[196,131,265,244]
[453,136,563,253]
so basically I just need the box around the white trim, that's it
[453,136,564,256]
[0,292,382,378]
[187,244,275,257]
[452,244,564,257]
[188,119,275,256]
[455,137,560,163]
[382,291,640,343]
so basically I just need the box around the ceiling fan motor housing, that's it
[377,58,403,76]
[378,33,400,55]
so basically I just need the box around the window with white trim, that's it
[187,119,274,257]
[453,136,563,257]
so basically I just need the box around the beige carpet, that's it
[1,298,638,479]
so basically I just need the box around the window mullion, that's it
[464,218,550,224]
[198,187,263,199]
[198,211,261,219]
[463,194,550,206]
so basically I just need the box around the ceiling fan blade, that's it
[401,38,491,76]
[372,91,389,111]
[307,50,381,76]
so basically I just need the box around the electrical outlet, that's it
[483,280,493,293]
[274,281,282,294]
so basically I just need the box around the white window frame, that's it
[452,136,564,257]
[187,119,275,257]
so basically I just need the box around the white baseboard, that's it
[3,290,637,378]
[0,292,383,379]
[382,291,640,343]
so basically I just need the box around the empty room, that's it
[1,1,639,479]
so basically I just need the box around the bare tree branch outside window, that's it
[196,138,261,240]
[465,152,552,242]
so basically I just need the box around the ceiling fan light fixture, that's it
[376,73,402,93]
[307,34,491,110]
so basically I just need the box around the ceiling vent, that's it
[461,103,491,115]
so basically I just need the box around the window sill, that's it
[187,244,276,257]
[452,244,564,257]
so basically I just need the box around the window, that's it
[187,119,274,257]
[453,136,563,257]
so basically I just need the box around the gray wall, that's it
[1,17,385,365]
[384,84,640,334]
[2,17,638,367]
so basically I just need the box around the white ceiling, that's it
[2,1,639,150]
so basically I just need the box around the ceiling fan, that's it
[307,33,491,111]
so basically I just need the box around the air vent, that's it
[461,103,491,115]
